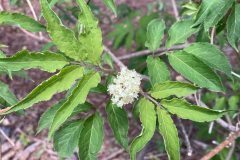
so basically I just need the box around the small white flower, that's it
[108,67,142,107]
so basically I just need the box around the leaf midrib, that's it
[170,54,219,89]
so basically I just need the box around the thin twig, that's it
[194,93,200,106]
[210,27,215,45]
[140,90,160,107]
[118,44,187,60]
[200,130,240,160]
[55,4,77,24]
[199,101,236,132]
[26,0,38,20]
[0,128,14,147]
[177,118,193,156]
[0,1,3,11]
[226,141,235,160]
[103,46,125,68]
[26,0,43,40]
[20,28,50,43]
[103,149,125,160]
[215,119,236,132]
[170,0,180,21]
[231,71,240,79]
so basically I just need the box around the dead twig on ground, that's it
[103,149,125,160]
[0,129,14,147]
[177,118,193,156]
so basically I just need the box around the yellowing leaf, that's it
[77,0,103,64]
[0,50,69,73]
[40,0,86,61]
[0,65,84,114]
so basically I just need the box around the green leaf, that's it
[228,96,239,117]
[0,11,46,32]
[130,98,156,160]
[40,0,86,61]
[166,19,199,48]
[227,3,240,52]
[49,0,59,7]
[103,0,117,16]
[106,102,128,149]
[71,102,93,115]
[0,51,6,58]
[0,50,69,73]
[79,112,104,160]
[0,81,18,106]
[157,108,180,160]
[102,52,114,69]
[168,51,224,92]
[76,0,103,64]
[0,65,84,114]
[146,56,170,85]
[145,19,165,52]
[37,100,92,133]
[184,43,232,78]
[192,0,234,31]
[161,98,227,122]
[37,100,65,133]
[150,81,198,99]
[49,72,101,137]
[54,120,84,157]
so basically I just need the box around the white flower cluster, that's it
[108,67,142,107]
